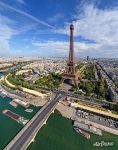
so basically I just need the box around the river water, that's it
[0,96,40,149]
[0,72,40,149]
[0,72,3,77]
[0,72,117,150]
[28,113,118,150]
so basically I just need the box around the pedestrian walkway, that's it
[71,102,118,119]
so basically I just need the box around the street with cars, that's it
[76,109,118,130]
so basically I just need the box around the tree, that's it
[97,79,106,98]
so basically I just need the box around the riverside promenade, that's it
[0,84,29,103]
[4,74,46,98]
[3,93,65,150]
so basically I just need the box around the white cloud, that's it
[0,14,33,57]
[0,15,17,56]
[32,40,103,57]
[75,5,118,44]
[0,1,118,58]
[0,1,54,57]
[0,1,53,28]
[55,4,118,57]
[32,38,118,58]
[32,41,69,57]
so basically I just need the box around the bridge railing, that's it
[3,95,64,150]
[3,96,56,150]
[22,100,60,150]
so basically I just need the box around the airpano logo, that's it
[93,141,114,147]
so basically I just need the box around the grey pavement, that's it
[76,109,118,130]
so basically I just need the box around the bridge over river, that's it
[4,93,65,150]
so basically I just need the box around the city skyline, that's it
[0,0,118,58]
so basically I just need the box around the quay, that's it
[74,127,90,139]
[3,109,29,125]
[71,102,118,119]
[0,84,31,105]
[3,109,20,122]
[3,94,65,150]
[9,101,18,108]
[74,121,102,136]
[13,99,29,108]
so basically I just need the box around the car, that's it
[114,123,118,128]
[76,112,81,115]
[104,118,107,121]
[99,117,102,120]
[89,113,94,116]
[85,115,88,119]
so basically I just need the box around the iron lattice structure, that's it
[61,24,80,86]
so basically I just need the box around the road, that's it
[57,90,116,107]
[37,87,117,107]
[76,109,118,130]
[4,94,63,150]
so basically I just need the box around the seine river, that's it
[0,73,117,150]
[0,72,39,149]
[0,96,40,149]
[28,113,118,150]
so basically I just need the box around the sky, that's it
[0,0,118,58]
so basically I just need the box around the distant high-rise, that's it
[87,56,89,61]
[61,24,79,86]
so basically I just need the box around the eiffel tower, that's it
[61,24,79,86]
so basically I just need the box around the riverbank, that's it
[55,100,118,136]
[4,74,47,98]
[2,72,118,148]
[2,76,118,136]
[56,101,76,119]
[0,96,40,149]
[28,113,118,150]
[0,84,48,107]
[71,102,118,119]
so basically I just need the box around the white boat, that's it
[0,91,6,97]
[74,127,90,139]
[25,109,33,113]
[19,117,29,125]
